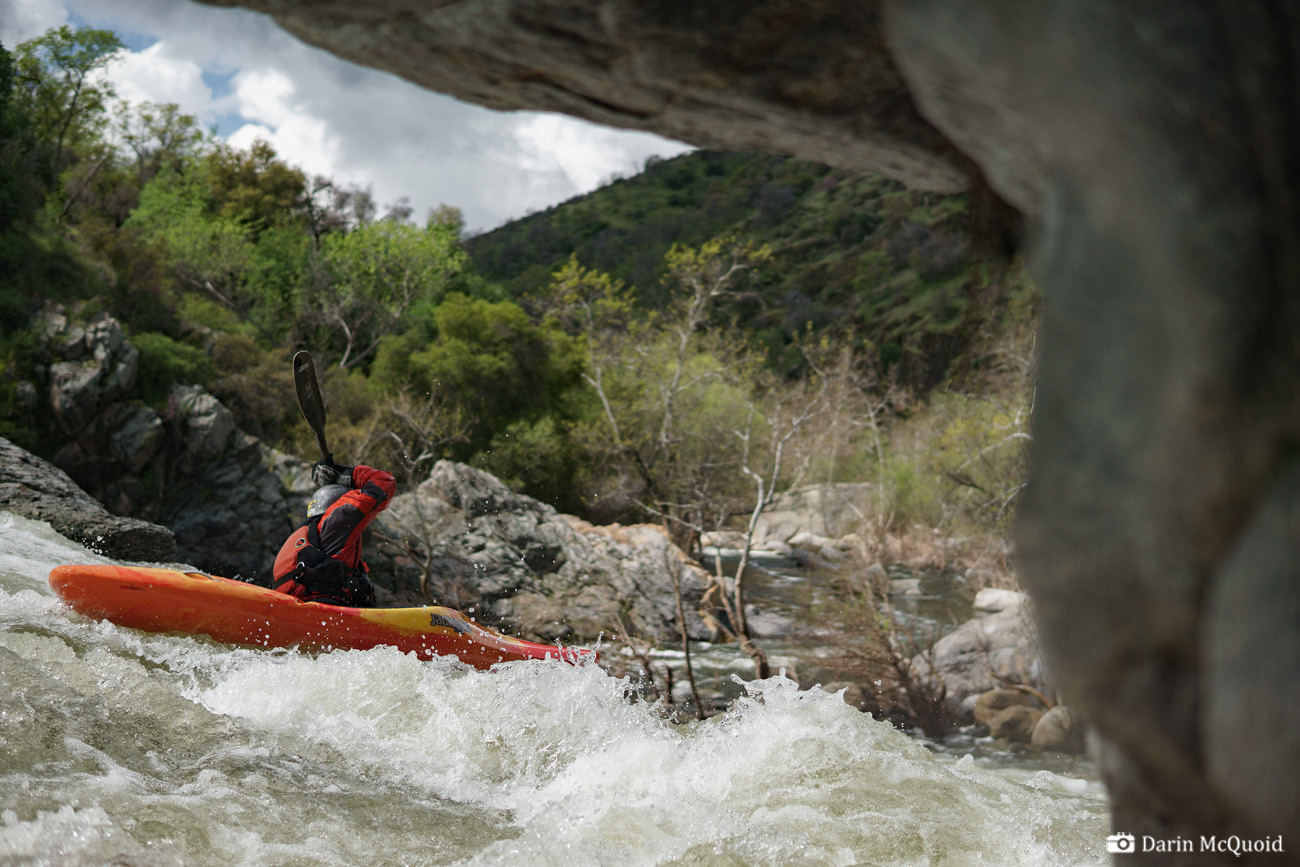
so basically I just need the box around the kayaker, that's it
[271,460,396,607]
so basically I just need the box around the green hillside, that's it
[1,24,1037,545]
[469,150,1034,387]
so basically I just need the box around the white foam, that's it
[0,511,1111,865]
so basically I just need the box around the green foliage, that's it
[470,152,803,304]
[922,391,1030,535]
[474,415,577,504]
[244,225,309,340]
[313,219,468,368]
[12,25,123,189]
[205,336,297,442]
[875,455,943,529]
[203,139,306,234]
[115,101,211,186]
[133,331,213,405]
[469,151,1029,389]
[0,22,1041,557]
[126,165,253,297]
[0,42,40,231]
[176,293,246,336]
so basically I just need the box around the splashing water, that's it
[0,512,1110,865]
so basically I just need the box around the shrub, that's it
[133,331,213,405]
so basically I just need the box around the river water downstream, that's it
[1,512,1110,865]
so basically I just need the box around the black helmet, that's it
[307,484,349,518]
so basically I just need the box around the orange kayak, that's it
[49,564,595,669]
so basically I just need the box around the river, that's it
[0,512,1110,865]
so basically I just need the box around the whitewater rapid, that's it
[0,511,1111,865]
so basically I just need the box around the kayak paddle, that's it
[293,350,333,464]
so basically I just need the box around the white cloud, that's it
[0,0,68,46]
[224,68,346,181]
[10,0,693,231]
[515,114,689,194]
[103,41,211,113]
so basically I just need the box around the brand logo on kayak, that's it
[430,613,471,634]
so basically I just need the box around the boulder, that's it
[1031,705,1087,755]
[0,436,174,561]
[105,404,165,474]
[168,386,236,467]
[44,315,139,437]
[910,602,1044,716]
[378,460,710,642]
[988,705,1042,744]
[159,385,314,582]
[699,529,747,551]
[972,587,1028,615]
[887,577,921,596]
[972,688,1039,726]
[753,483,877,545]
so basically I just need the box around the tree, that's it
[313,220,467,369]
[203,138,306,235]
[12,25,123,193]
[125,165,255,323]
[115,100,211,186]
[569,239,830,682]
[0,42,39,232]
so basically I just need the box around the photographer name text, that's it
[1107,832,1285,857]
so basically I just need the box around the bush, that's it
[133,331,213,405]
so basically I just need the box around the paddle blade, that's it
[292,350,332,463]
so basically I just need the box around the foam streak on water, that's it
[0,513,1110,865]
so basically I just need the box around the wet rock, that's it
[743,606,796,639]
[1031,705,1087,754]
[378,461,710,642]
[972,688,1039,726]
[972,587,1028,615]
[989,705,1043,743]
[888,577,922,596]
[0,436,174,561]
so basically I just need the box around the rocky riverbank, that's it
[6,307,1075,748]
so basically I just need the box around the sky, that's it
[0,0,692,232]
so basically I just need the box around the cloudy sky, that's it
[1,0,692,232]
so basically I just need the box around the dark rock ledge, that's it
[0,436,175,562]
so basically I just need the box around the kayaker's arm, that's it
[314,465,395,555]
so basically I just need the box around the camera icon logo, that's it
[1106,832,1136,854]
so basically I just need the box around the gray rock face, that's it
[753,482,877,545]
[379,460,709,641]
[158,0,1300,847]
[883,3,1300,848]
[196,0,968,196]
[911,600,1043,718]
[41,314,139,437]
[161,385,315,581]
[0,437,174,562]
